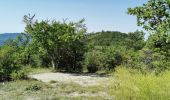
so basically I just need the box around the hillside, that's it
[86,31,128,46]
[0,32,128,46]
[0,33,20,45]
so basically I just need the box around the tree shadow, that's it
[58,70,110,78]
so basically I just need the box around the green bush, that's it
[85,50,106,73]
[0,45,19,81]
[0,40,30,81]
[104,47,124,70]
[123,48,170,74]
[84,46,126,73]
[10,67,30,80]
[25,84,42,91]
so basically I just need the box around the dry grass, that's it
[1,67,170,100]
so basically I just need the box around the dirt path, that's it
[30,72,109,86]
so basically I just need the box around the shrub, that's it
[0,45,19,81]
[25,84,42,91]
[84,50,106,73]
[84,46,126,73]
[0,41,30,81]
[10,67,30,80]
[124,48,170,74]
[104,47,124,70]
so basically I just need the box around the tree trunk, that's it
[51,58,55,69]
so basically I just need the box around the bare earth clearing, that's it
[30,72,109,86]
[0,72,113,100]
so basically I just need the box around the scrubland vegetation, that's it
[0,0,170,99]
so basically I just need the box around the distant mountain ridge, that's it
[0,33,20,46]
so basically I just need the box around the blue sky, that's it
[0,0,147,33]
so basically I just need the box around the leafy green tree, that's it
[127,0,170,72]
[23,15,87,72]
[128,0,170,55]
[128,0,170,33]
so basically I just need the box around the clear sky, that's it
[0,0,147,33]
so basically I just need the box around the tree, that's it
[23,15,87,72]
[127,0,170,71]
[128,0,170,33]
[128,0,170,52]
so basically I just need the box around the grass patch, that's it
[2,67,170,100]
[0,80,110,100]
[107,67,170,100]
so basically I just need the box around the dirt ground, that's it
[30,72,109,86]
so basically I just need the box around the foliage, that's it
[127,0,170,73]
[128,0,170,32]
[0,34,33,81]
[127,30,146,51]
[10,67,30,80]
[119,46,170,74]
[84,46,126,72]
[85,50,105,73]
[0,42,18,81]
[86,31,128,46]
[23,15,87,72]
[146,33,170,60]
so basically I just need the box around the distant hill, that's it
[86,31,128,46]
[0,33,20,46]
[0,31,129,46]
